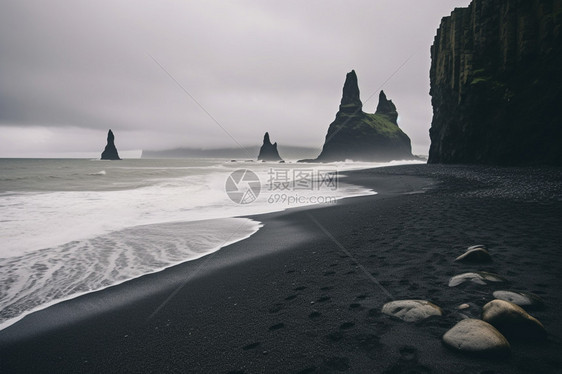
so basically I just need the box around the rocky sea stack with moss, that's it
[428,0,562,165]
[303,70,413,162]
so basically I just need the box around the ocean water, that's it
[0,157,420,330]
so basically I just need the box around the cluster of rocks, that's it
[255,71,415,164]
[381,244,547,357]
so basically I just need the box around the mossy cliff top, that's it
[304,71,413,163]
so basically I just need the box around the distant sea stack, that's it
[101,129,121,160]
[257,132,283,161]
[428,0,562,165]
[305,70,413,162]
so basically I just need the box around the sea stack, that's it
[257,132,283,162]
[375,90,398,125]
[428,0,562,165]
[304,70,413,162]
[101,129,121,160]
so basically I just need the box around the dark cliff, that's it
[101,129,121,160]
[257,132,283,162]
[428,0,562,165]
[307,70,413,162]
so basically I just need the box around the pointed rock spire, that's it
[257,132,283,162]
[101,129,121,160]
[375,90,398,125]
[263,132,271,145]
[339,70,362,113]
[299,70,413,163]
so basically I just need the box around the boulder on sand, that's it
[482,299,547,340]
[448,271,506,287]
[492,290,544,310]
[454,245,492,263]
[442,319,510,357]
[382,300,442,322]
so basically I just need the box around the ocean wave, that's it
[0,217,261,331]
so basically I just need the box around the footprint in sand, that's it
[367,308,379,317]
[340,322,355,330]
[323,357,350,371]
[309,311,322,319]
[399,345,417,361]
[296,367,317,374]
[326,331,344,342]
[268,303,284,314]
[293,286,307,291]
[285,294,298,301]
[408,283,420,291]
[268,323,285,331]
[242,342,260,350]
[354,333,381,352]
[317,296,331,303]
[383,346,431,373]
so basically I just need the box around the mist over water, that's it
[0,158,421,330]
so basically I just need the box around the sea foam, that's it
[0,217,261,330]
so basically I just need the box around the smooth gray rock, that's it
[482,299,547,340]
[442,319,510,357]
[382,300,442,322]
[448,272,506,287]
[454,246,492,263]
[467,245,485,250]
[492,290,544,310]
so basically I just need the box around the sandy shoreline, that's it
[1,164,561,373]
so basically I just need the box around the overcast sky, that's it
[0,0,471,157]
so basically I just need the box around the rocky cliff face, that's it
[257,132,283,161]
[308,70,413,162]
[101,129,121,160]
[429,0,562,165]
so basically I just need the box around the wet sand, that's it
[1,164,561,373]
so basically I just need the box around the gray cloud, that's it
[0,0,471,157]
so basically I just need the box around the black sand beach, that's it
[1,164,561,373]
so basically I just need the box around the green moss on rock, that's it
[303,71,414,163]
